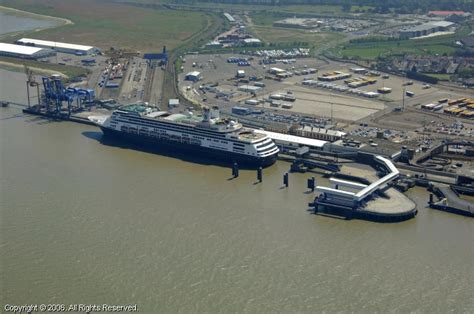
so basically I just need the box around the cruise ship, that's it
[89,104,279,167]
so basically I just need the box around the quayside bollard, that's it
[307,177,315,192]
[232,162,239,178]
[283,173,289,188]
[257,167,263,183]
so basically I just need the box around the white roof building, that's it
[238,85,261,93]
[255,130,327,149]
[185,71,202,81]
[269,67,286,74]
[16,38,99,55]
[0,42,55,59]
[223,13,235,23]
[186,71,201,76]
[242,38,262,46]
[168,99,180,107]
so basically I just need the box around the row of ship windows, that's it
[117,117,227,138]
[119,121,235,144]
[116,119,244,143]
[123,126,256,156]
[122,127,202,145]
[121,126,244,150]
[116,117,270,146]
[255,139,272,148]
[257,144,277,154]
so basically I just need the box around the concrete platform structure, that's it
[429,185,474,217]
[315,155,400,205]
[310,154,417,222]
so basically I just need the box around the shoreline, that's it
[0,5,73,26]
[0,61,69,78]
[0,7,75,78]
[0,5,73,39]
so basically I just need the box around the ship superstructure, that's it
[90,104,279,166]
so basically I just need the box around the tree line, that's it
[169,0,474,12]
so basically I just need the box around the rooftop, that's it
[401,21,454,33]
[0,42,46,55]
[428,10,467,16]
[186,71,201,77]
[243,38,262,43]
[223,12,235,22]
[238,85,261,91]
[255,130,327,148]
[168,99,180,105]
[17,38,95,52]
[300,125,346,137]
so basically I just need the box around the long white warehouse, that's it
[254,129,327,149]
[16,38,100,55]
[0,42,55,59]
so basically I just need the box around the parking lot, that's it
[178,53,388,122]
[179,53,474,132]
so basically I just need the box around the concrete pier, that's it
[429,185,474,217]
[312,187,417,222]
[23,107,96,126]
[310,154,418,222]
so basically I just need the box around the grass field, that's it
[334,42,457,60]
[249,7,371,27]
[131,1,372,16]
[0,56,90,78]
[329,36,459,60]
[133,2,343,15]
[251,25,344,47]
[0,0,210,51]
[329,22,473,60]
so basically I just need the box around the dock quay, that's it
[290,158,340,173]
[309,153,418,222]
[12,102,467,223]
[22,106,96,126]
[312,189,417,222]
[429,184,474,217]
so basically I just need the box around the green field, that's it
[129,1,374,16]
[333,42,457,60]
[251,25,344,48]
[132,2,344,15]
[0,56,90,78]
[329,22,473,60]
[330,36,459,60]
[0,0,211,51]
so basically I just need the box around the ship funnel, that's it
[210,106,220,119]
